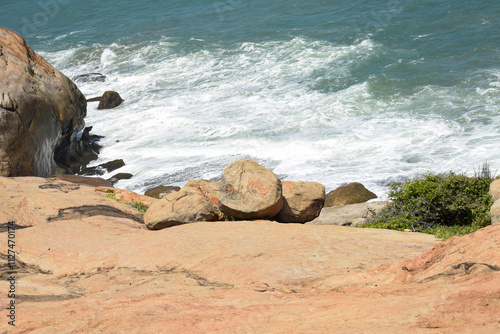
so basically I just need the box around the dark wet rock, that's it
[86,97,101,102]
[144,185,181,199]
[102,159,125,172]
[108,173,133,185]
[55,126,104,174]
[80,159,125,176]
[98,91,123,110]
[325,182,377,207]
[72,73,106,83]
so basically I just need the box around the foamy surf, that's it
[36,33,500,198]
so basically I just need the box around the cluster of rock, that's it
[144,159,326,230]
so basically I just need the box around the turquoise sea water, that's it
[3,0,500,197]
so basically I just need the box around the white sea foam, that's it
[40,36,500,197]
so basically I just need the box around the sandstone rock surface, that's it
[0,27,87,176]
[325,182,377,207]
[219,159,282,219]
[0,177,498,333]
[182,179,221,206]
[275,180,325,223]
[0,177,146,229]
[144,188,220,230]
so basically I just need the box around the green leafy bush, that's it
[359,169,494,239]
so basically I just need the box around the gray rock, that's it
[306,201,390,226]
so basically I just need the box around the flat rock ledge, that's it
[0,176,499,333]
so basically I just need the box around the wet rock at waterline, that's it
[325,182,377,207]
[98,91,124,109]
[81,159,126,176]
[72,73,107,83]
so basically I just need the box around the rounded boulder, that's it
[97,91,123,110]
[144,189,220,230]
[275,181,325,223]
[219,159,282,220]
[325,182,377,207]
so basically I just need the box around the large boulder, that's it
[219,159,283,220]
[325,182,377,207]
[0,27,87,176]
[275,181,325,223]
[144,188,220,230]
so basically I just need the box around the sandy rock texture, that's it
[219,159,283,220]
[275,180,325,223]
[0,176,498,333]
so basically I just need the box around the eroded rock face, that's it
[183,179,221,206]
[325,182,377,207]
[144,189,220,230]
[0,27,87,176]
[219,159,283,220]
[275,180,325,223]
[0,176,145,229]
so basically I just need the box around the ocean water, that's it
[3,0,500,198]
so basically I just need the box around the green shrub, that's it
[359,168,494,239]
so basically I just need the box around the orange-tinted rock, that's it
[0,177,144,229]
[95,186,158,207]
[1,176,498,333]
[52,174,112,187]
[275,180,325,223]
[0,27,86,176]
[182,179,221,207]
[144,189,220,230]
[219,159,282,219]
[325,182,377,207]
